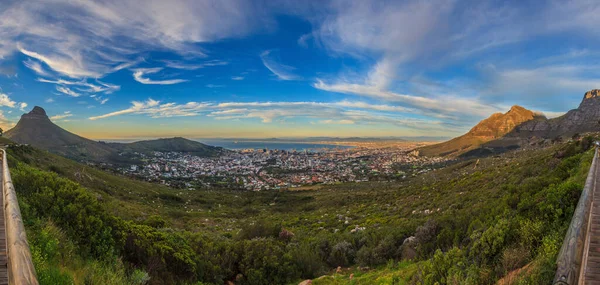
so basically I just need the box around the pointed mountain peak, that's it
[467,105,536,138]
[509,105,526,112]
[418,105,540,157]
[21,106,49,121]
[28,106,47,116]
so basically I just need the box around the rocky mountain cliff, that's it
[5,106,223,163]
[505,89,600,138]
[419,105,542,157]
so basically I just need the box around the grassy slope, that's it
[310,146,594,284]
[5,139,592,284]
[417,134,488,157]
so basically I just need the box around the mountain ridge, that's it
[418,105,541,157]
[5,106,223,162]
[504,89,600,139]
[463,89,600,157]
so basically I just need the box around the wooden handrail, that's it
[554,148,598,284]
[2,149,38,285]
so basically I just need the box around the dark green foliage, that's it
[288,243,327,278]
[236,238,297,284]
[13,164,116,260]
[116,221,197,282]
[237,220,282,240]
[412,139,594,284]
[327,241,355,267]
[144,215,170,228]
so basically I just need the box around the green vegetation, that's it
[107,137,224,158]
[6,137,595,284]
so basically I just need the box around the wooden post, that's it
[2,150,38,285]
[553,148,598,284]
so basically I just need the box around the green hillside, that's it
[6,137,595,284]
[108,137,224,157]
[5,107,223,164]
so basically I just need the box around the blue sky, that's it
[0,0,599,139]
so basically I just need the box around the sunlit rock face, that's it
[418,105,539,157]
[584,89,600,100]
[467,105,541,139]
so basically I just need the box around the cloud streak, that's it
[88,98,463,133]
[56,86,82,97]
[23,58,51,77]
[260,50,301,81]
[164,60,228,70]
[132,68,188,85]
[50,111,73,121]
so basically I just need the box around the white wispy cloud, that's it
[56,86,82,97]
[38,78,120,94]
[23,58,51,77]
[88,99,461,133]
[318,119,355,125]
[2,1,267,79]
[132,68,188,85]
[260,50,301,81]
[0,0,272,108]
[91,95,110,105]
[164,60,228,70]
[19,46,102,78]
[206,84,224,88]
[50,111,72,121]
[479,64,600,106]
[313,77,502,118]
[0,93,16,108]
[305,0,600,124]
[19,102,28,111]
[231,76,244,81]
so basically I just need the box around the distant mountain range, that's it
[5,106,223,163]
[199,136,449,143]
[420,89,600,157]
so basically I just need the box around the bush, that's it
[327,241,355,267]
[289,243,326,278]
[237,220,281,240]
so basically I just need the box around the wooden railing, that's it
[2,150,38,285]
[553,148,598,284]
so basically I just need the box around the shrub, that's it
[237,220,281,240]
[327,241,355,267]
